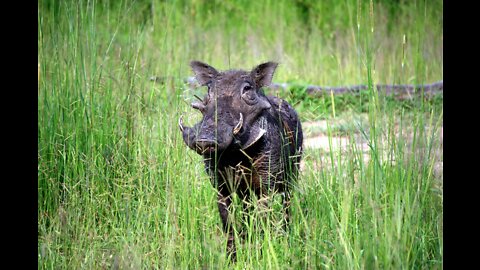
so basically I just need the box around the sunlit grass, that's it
[38,0,442,268]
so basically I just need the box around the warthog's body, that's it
[179,61,303,260]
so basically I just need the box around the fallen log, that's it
[269,81,443,100]
[152,76,443,100]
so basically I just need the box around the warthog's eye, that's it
[242,85,252,92]
[241,83,257,105]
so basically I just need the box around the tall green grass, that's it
[38,0,443,268]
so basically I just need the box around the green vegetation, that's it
[38,0,443,268]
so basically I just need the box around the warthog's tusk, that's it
[233,113,243,135]
[179,115,185,132]
[191,102,205,111]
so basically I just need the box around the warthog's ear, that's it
[251,62,278,88]
[190,61,219,86]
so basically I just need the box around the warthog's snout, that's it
[195,139,217,154]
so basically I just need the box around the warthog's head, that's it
[179,61,278,155]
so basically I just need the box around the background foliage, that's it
[38,0,443,268]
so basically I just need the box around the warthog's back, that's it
[264,95,303,188]
[267,95,303,160]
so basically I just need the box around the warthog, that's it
[179,61,303,260]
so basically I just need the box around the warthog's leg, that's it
[217,192,236,261]
[238,189,254,240]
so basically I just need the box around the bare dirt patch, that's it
[301,118,443,182]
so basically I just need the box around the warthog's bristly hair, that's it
[180,61,303,261]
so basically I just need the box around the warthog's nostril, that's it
[195,139,217,153]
